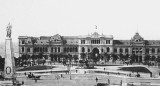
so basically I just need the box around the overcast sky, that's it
[0,0,160,42]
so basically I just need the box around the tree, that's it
[31,37,37,58]
[144,54,150,63]
[104,52,110,63]
[130,54,136,63]
[156,56,160,68]
[92,53,100,64]
[74,55,79,65]
[0,55,4,70]
[38,53,43,59]
[80,53,86,60]
[50,54,56,64]
[119,53,124,61]
[111,53,118,63]
[124,53,129,61]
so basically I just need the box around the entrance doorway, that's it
[92,48,99,58]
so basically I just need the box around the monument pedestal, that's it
[4,37,16,80]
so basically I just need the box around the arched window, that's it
[152,48,155,53]
[82,47,85,52]
[146,48,149,53]
[75,47,78,52]
[51,47,53,52]
[72,47,75,52]
[45,47,48,52]
[101,48,103,52]
[67,47,69,52]
[107,47,110,52]
[34,47,36,52]
[88,48,90,52]
[64,47,66,52]
[58,47,60,52]
[158,48,160,53]
[37,47,39,52]
[70,47,72,52]
[40,47,42,52]
[22,47,24,52]
[27,47,30,52]
[55,47,57,52]
[125,48,128,53]
[114,48,117,53]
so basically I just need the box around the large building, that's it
[18,31,160,62]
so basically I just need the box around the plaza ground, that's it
[1,61,160,86]
[11,63,160,86]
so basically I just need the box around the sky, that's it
[0,0,160,42]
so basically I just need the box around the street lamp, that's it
[69,61,72,80]
[67,61,72,80]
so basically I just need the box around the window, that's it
[58,47,60,52]
[51,47,53,52]
[81,40,85,44]
[107,47,110,52]
[22,40,25,44]
[22,47,24,52]
[125,48,128,53]
[82,47,85,52]
[34,47,36,52]
[158,48,160,53]
[146,48,149,53]
[45,47,48,52]
[101,49,103,52]
[27,48,30,52]
[106,40,110,44]
[114,48,117,53]
[55,47,57,52]
[67,47,69,52]
[64,48,66,52]
[152,48,155,53]
[37,47,39,52]
[120,48,123,53]
[70,47,72,52]
[88,48,90,52]
[75,47,78,52]
[40,47,42,52]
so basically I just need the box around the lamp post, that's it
[67,59,72,80]
[69,61,72,80]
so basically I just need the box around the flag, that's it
[95,25,97,29]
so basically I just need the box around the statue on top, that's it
[6,22,12,38]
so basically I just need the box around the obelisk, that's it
[4,23,16,79]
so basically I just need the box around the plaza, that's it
[13,62,160,86]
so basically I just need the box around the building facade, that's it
[18,32,160,62]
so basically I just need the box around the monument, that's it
[3,22,16,79]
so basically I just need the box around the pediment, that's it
[50,34,62,42]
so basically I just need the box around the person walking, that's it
[108,79,110,84]
[35,78,37,83]
[95,77,98,82]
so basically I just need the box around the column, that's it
[123,48,125,54]
[110,47,113,54]
[128,48,132,54]
[142,54,145,62]
[155,48,158,54]
[117,48,120,54]
[78,46,81,59]
[110,40,113,45]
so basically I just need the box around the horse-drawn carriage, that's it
[27,73,41,80]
